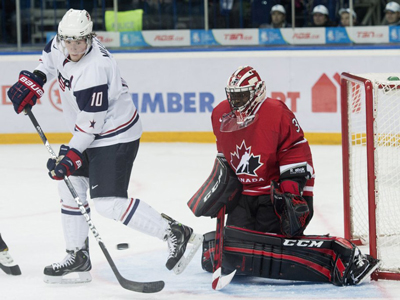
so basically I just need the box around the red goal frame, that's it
[340,72,400,281]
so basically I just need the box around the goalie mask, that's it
[56,9,95,59]
[221,66,266,132]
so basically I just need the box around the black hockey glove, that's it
[271,180,310,237]
[7,70,45,114]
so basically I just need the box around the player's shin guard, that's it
[61,202,90,251]
[118,198,168,239]
[202,226,379,285]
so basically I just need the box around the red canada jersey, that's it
[211,98,315,197]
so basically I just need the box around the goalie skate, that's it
[162,213,202,274]
[345,248,381,285]
[43,249,92,284]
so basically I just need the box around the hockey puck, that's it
[117,243,129,250]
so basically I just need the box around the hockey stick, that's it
[24,107,164,293]
[212,206,236,290]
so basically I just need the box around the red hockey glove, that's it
[47,145,83,180]
[7,70,45,114]
[271,180,309,237]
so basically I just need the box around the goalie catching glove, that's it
[271,180,309,237]
[7,70,46,114]
[47,145,83,180]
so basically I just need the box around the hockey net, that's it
[341,72,400,280]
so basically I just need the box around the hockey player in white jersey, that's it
[7,9,202,284]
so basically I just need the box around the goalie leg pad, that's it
[222,226,332,282]
[219,226,376,285]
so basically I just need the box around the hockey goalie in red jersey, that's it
[213,65,314,236]
[189,66,380,289]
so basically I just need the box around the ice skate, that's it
[43,249,92,284]
[0,235,21,276]
[344,248,381,285]
[162,213,203,274]
[0,249,21,276]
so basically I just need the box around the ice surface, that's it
[0,143,399,300]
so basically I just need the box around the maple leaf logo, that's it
[230,140,263,176]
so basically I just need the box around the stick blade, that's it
[212,267,236,290]
[100,242,165,293]
[119,277,165,293]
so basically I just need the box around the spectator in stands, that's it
[338,8,357,27]
[259,4,291,28]
[311,4,336,27]
[383,2,400,25]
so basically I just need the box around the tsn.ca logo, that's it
[223,33,252,41]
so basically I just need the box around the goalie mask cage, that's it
[341,72,400,281]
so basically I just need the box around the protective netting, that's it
[346,73,400,273]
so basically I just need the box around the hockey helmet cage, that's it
[58,9,93,41]
[225,66,266,124]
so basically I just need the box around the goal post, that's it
[341,72,400,281]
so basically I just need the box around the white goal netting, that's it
[345,73,400,273]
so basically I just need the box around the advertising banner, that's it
[46,26,399,47]
[1,49,400,137]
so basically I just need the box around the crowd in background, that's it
[259,1,400,28]
[0,0,399,46]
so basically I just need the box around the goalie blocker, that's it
[202,226,380,286]
[187,153,242,218]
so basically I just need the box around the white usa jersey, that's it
[35,37,142,152]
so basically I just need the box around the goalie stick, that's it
[212,206,236,290]
[24,108,164,294]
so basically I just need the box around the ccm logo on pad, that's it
[283,239,324,248]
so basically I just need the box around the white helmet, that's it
[58,9,93,40]
[225,66,266,124]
